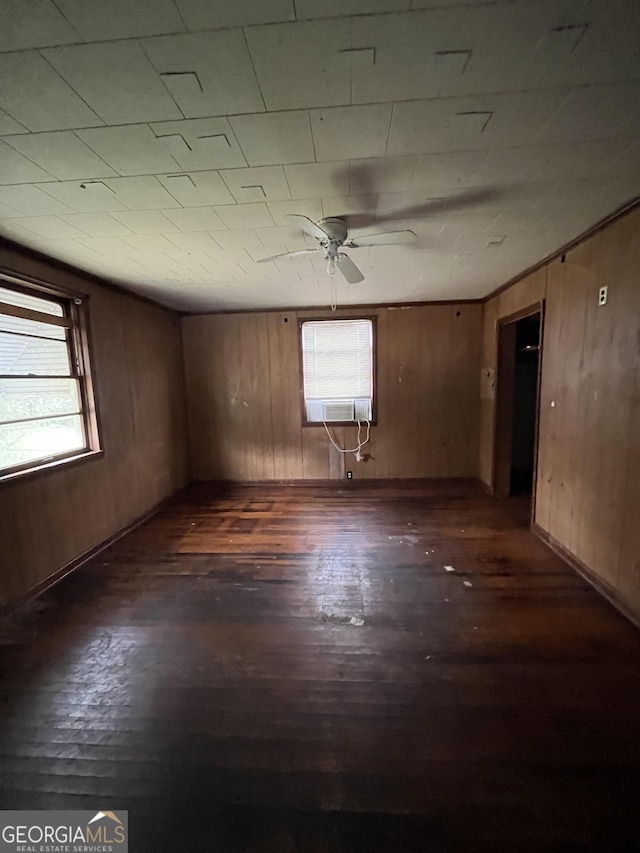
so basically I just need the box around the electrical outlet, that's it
[346,471,353,479]
[598,286,608,306]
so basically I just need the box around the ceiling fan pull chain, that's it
[330,277,337,312]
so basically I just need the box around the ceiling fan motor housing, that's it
[317,217,348,244]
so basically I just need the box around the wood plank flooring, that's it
[1,480,639,851]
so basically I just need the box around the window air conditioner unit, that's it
[354,398,372,420]
[322,400,355,422]
[305,398,372,422]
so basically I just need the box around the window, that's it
[301,318,374,424]
[0,274,100,479]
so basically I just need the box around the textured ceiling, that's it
[0,0,639,312]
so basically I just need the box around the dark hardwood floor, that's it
[1,480,639,851]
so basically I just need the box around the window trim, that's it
[0,268,102,483]
[298,315,378,427]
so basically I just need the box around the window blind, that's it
[302,319,372,403]
[0,285,86,474]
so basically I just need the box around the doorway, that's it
[493,305,542,502]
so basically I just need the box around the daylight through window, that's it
[301,319,374,423]
[0,277,99,478]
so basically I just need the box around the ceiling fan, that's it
[256,214,416,283]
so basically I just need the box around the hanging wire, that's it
[323,419,371,455]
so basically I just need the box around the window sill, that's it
[302,421,377,428]
[0,448,103,486]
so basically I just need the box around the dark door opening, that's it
[510,315,540,495]
[494,307,542,501]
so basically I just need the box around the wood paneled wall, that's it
[183,304,482,482]
[0,247,188,611]
[480,206,640,623]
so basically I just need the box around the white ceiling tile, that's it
[0,0,639,311]
[605,140,640,178]
[526,3,640,89]
[321,195,377,219]
[120,234,178,254]
[6,215,89,240]
[47,240,109,263]
[489,209,552,233]
[411,150,488,190]
[534,83,640,144]
[375,190,456,221]
[174,0,295,30]
[54,0,185,40]
[204,248,255,270]
[76,126,179,176]
[500,140,633,186]
[274,255,316,276]
[229,111,315,167]
[351,11,460,103]
[296,1,410,18]
[564,177,640,217]
[311,104,393,162]
[440,211,500,234]
[266,198,324,226]
[150,118,247,170]
[211,229,265,252]
[256,225,307,248]
[0,52,103,132]
[245,19,352,110]
[0,110,28,136]
[0,140,55,184]
[143,32,264,118]
[214,203,275,230]
[434,5,547,98]
[448,112,492,136]
[157,172,235,206]
[58,213,135,238]
[2,131,117,181]
[387,98,474,156]
[110,210,178,235]
[75,236,144,259]
[0,222,69,251]
[387,91,569,156]
[42,42,182,125]
[0,185,74,216]
[37,180,127,213]
[162,206,227,232]
[349,2,640,104]
[0,0,79,51]
[431,49,472,80]
[165,231,220,257]
[220,166,291,203]
[471,146,552,186]
[0,201,23,219]
[107,176,182,210]
[349,157,419,193]
[284,162,350,199]
[522,179,601,209]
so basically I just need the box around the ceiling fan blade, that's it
[256,248,321,263]
[284,214,331,241]
[349,230,416,248]
[336,253,364,284]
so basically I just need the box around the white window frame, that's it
[299,317,376,426]
[0,271,101,482]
